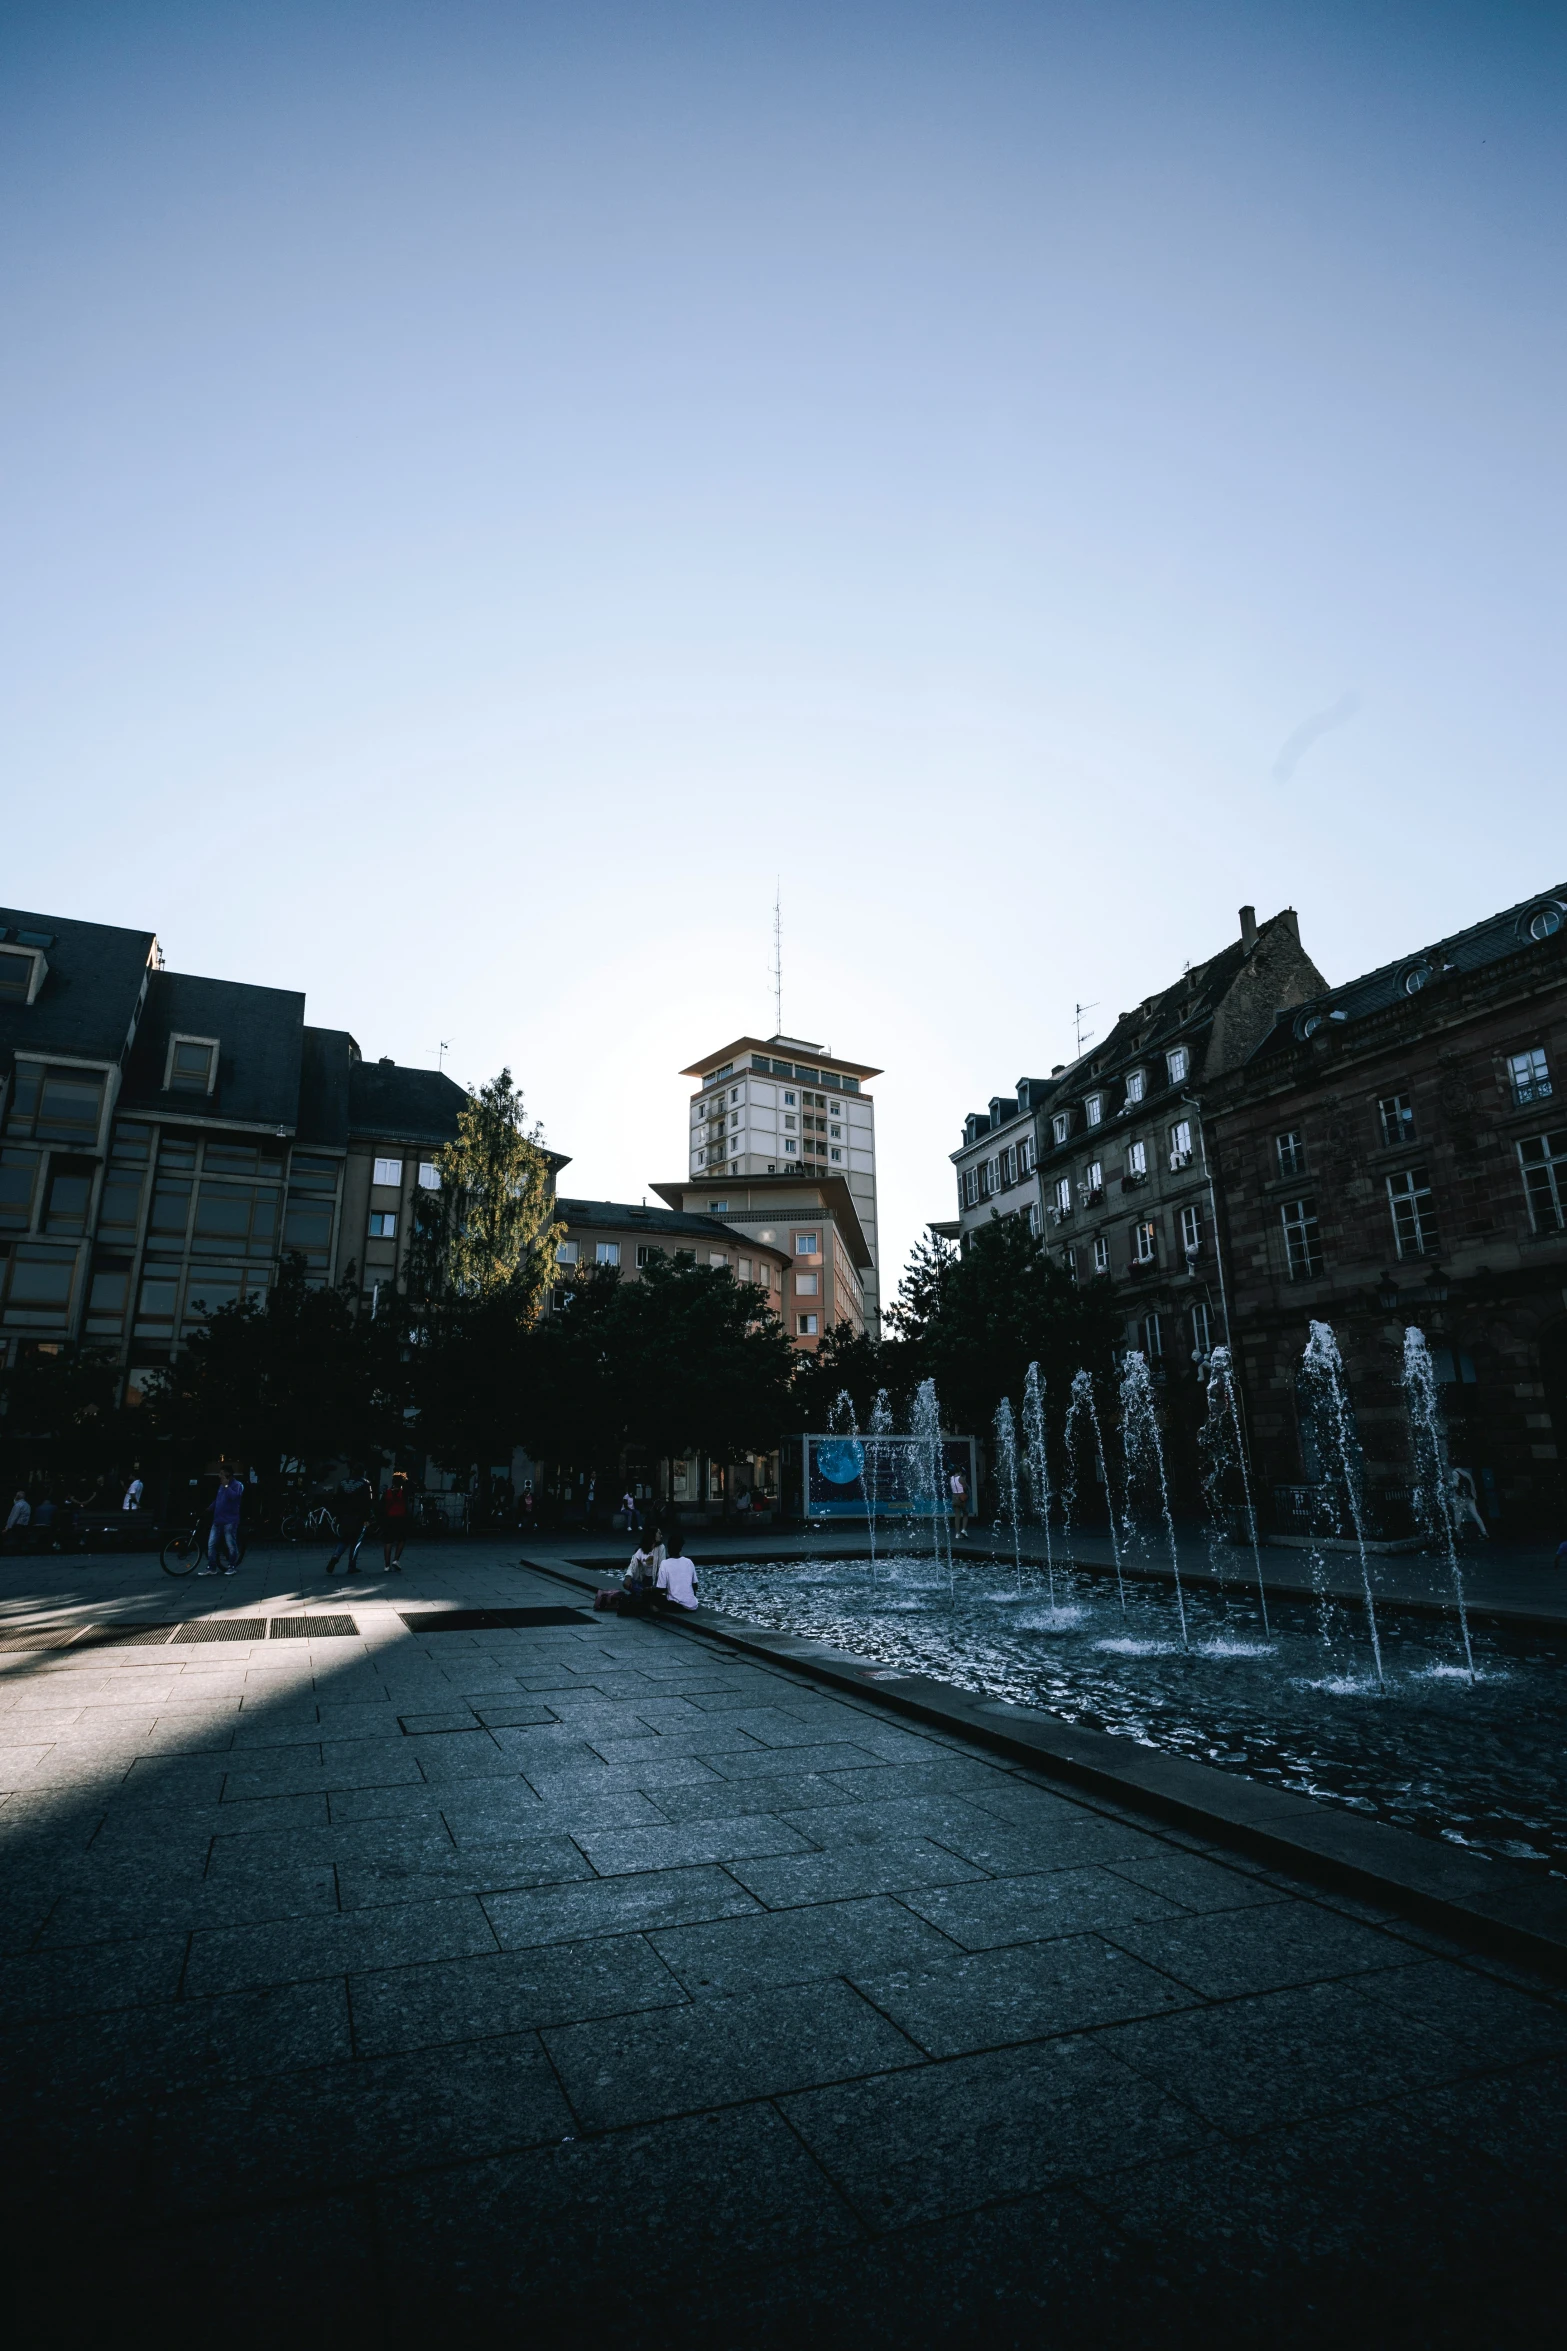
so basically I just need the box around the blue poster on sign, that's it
[801,1433,976,1519]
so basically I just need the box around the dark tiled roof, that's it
[348,1060,470,1148]
[556,1198,786,1250]
[1249,883,1567,1063]
[120,971,305,1129]
[298,1027,357,1148]
[0,905,154,1069]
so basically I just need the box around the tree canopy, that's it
[412,1068,561,1312]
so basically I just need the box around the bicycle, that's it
[161,1518,249,1577]
[280,1504,340,1545]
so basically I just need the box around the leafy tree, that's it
[0,1344,126,1496]
[528,1256,797,1483]
[788,1323,910,1431]
[411,1068,561,1312]
[413,1288,542,1482]
[885,1212,1120,1439]
[144,1256,394,1476]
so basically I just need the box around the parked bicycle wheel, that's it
[280,1511,305,1544]
[161,1527,203,1577]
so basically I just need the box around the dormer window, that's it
[165,1035,219,1096]
[1125,1069,1146,1106]
[1085,1095,1104,1128]
[1166,1046,1189,1085]
[0,947,45,1005]
[1052,1111,1070,1145]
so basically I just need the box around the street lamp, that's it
[1375,1273,1400,1313]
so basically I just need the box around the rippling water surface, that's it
[699,1554,1567,1875]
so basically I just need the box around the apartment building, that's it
[949,1080,1052,1242]
[1026,910,1323,1388]
[652,1173,873,1350]
[554,1198,790,1304]
[0,904,470,1402]
[684,1031,882,1332]
[1207,885,1567,1531]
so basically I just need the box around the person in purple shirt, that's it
[200,1463,246,1576]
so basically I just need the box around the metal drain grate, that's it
[268,1615,359,1639]
[398,1607,592,1634]
[167,1617,269,1643]
[70,1622,179,1649]
[0,1626,84,1652]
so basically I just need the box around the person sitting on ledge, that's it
[621,1530,664,1613]
[655,1546,699,1611]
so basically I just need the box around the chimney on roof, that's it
[1051,1064,1065,1076]
[1239,905,1259,953]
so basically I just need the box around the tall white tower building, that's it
[679,1032,882,1336]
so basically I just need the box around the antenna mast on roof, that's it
[771,883,783,1036]
[1073,1000,1099,1056]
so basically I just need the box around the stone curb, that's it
[522,1552,1567,1983]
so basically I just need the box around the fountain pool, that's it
[697,1554,1567,1876]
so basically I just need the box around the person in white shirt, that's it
[122,1474,144,1512]
[948,1469,969,1539]
[655,1550,699,1610]
[5,1492,31,1534]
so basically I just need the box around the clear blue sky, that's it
[3,1,1563,1294]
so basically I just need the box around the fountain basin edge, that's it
[533,1551,1567,1983]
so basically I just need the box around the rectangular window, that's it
[1282,1196,1323,1280]
[1167,1046,1189,1085]
[1027,1203,1041,1237]
[282,1197,333,1260]
[24,1070,106,1146]
[709,1251,727,1269]
[829,1146,842,1162]
[149,1180,192,1240]
[1180,1203,1201,1255]
[1509,1048,1552,1106]
[1001,1145,1017,1188]
[794,1231,819,1256]
[44,1168,92,1236]
[288,1153,339,1193]
[87,1267,129,1325]
[1168,1119,1192,1167]
[1143,1312,1163,1357]
[1127,1140,1147,1178]
[1081,1159,1103,1200]
[373,1157,404,1186]
[784,1138,799,1156]
[783,1090,797,1106]
[193,1181,279,1258]
[738,1257,751,1282]
[1018,1135,1035,1175]
[1518,1131,1567,1232]
[1190,1300,1212,1355]
[1093,1235,1110,1274]
[1378,1094,1415,1148]
[136,1273,179,1323]
[0,948,40,1002]
[166,1036,218,1095]
[1386,1166,1438,1259]
[636,1243,662,1268]
[417,1161,440,1191]
[795,1271,819,1295]
[0,1148,40,1230]
[184,1271,247,1326]
[797,1313,819,1336]
[1125,1070,1146,1105]
[1052,1112,1070,1144]
[592,1240,619,1266]
[1086,1095,1104,1127]
[1132,1219,1156,1265]
[557,1240,579,1265]
[368,1210,398,1239]
[1276,1131,1305,1178]
[1053,1175,1072,1218]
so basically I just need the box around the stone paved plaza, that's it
[2,1540,1565,2346]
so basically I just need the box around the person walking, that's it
[200,1463,246,1576]
[326,1469,375,1575]
[1450,1466,1490,1539]
[380,1471,411,1572]
[122,1468,144,1512]
[948,1467,969,1540]
[4,1492,31,1553]
[620,1487,640,1534]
